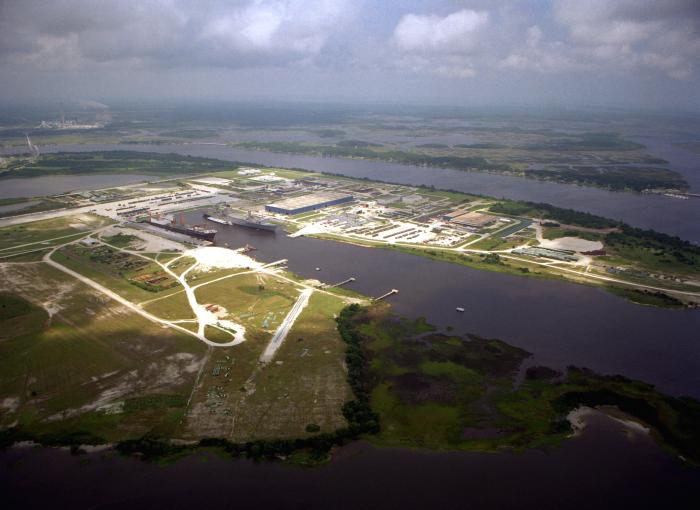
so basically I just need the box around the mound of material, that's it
[539,236,603,253]
[185,246,261,271]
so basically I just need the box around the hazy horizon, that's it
[2,1,700,110]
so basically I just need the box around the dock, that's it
[374,289,399,301]
[330,277,356,287]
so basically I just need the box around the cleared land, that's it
[0,214,356,445]
[0,263,205,441]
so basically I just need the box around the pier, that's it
[374,289,399,301]
[330,277,356,287]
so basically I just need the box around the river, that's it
[1,410,697,509]
[1,142,699,242]
[189,211,700,399]
[2,144,699,507]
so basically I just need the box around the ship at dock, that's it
[203,209,276,232]
[146,213,217,241]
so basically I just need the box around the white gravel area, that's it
[538,236,603,253]
[185,246,262,271]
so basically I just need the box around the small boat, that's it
[315,267,321,271]
[456,307,465,312]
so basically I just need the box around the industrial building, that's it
[265,192,354,215]
[512,247,578,262]
[443,210,497,228]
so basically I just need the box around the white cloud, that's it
[551,0,700,79]
[392,9,488,78]
[393,9,488,53]
[0,0,351,70]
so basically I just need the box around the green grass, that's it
[52,244,179,300]
[101,233,139,248]
[467,237,523,251]
[543,227,603,241]
[0,263,204,438]
[606,286,685,308]
[195,272,297,331]
[0,214,108,251]
[0,199,66,219]
[340,305,700,462]
[603,228,700,277]
[0,152,236,179]
[0,292,40,320]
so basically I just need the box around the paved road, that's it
[42,246,204,342]
[260,288,313,363]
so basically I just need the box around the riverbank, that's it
[1,143,698,242]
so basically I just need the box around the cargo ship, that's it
[146,214,217,241]
[203,210,276,232]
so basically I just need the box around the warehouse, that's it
[265,192,354,215]
[443,210,497,228]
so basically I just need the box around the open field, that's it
[195,272,298,332]
[0,263,206,441]
[52,244,180,301]
[0,211,356,448]
[182,291,351,440]
[0,214,109,252]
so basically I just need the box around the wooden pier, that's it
[374,289,399,301]
[330,277,356,287]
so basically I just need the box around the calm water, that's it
[2,411,698,509]
[1,143,699,242]
[2,141,699,504]
[193,212,700,398]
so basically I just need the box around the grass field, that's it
[182,290,351,441]
[52,244,179,300]
[0,263,205,441]
[195,272,298,332]
[0,214,109,252]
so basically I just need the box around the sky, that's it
[1,0,700,109]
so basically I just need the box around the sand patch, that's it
[185,246,261,271]
[1,397,20,413]
[539,236,603,253]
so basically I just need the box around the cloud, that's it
[551,0,700,79]
[393,9,488,53]
[499,26,580,74]
[0,0,351,70]
[392,9,488,77]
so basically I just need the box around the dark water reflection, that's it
[2,411,697,510]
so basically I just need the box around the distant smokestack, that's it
[59,102,65,124]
